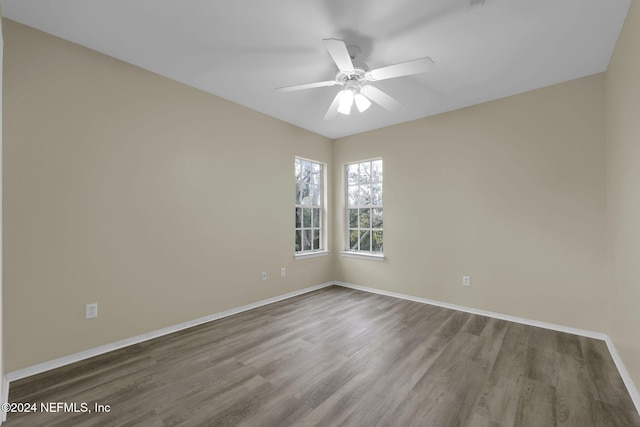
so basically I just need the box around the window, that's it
[295,158,324,254]
[346,159,383,253]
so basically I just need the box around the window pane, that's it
[372,208,383,229]
[371,183,383,205]
[295,183,303,204]
[295,207,302,228]
[302,161,312,182]
[372,231,383,252]
[303,208,311,228]
[372,160,383,182]
[360,230,371,251]
[349,230,359,251]
[347,164,359,185]
[295,230,302,252]
[303,230,312,250]
[301,184,311,205]
[345,159,382,254]
[311,163,321,185]
[296,158,324,254]
[359,208,370,228]
[348,185,359,206]
[359,186,371,205]
[349,209,358,228]
[311,184,321,206]
[295,158,302,181]
[359,162,372,184]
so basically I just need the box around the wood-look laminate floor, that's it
[5,286,640,426]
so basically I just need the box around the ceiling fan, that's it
[275,39,435,120]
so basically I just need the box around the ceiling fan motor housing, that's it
[336,68,367,86]
[336,59,371,87]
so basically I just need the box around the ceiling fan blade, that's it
[367,57,435,81]
[275,80,337,93]
[323,91,343,120]
[361,86,401,111]
[323,38,355,72]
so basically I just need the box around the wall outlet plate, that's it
[281,267,286,277]
[261,272,267,281]
[463,276,471,287]
[86,303,98,319]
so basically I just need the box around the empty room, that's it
[1,0,639,426]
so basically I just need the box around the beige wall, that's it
[333,74,607,332]
[605,0,640,390]
[2,20,333,372]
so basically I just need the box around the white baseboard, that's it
[604,336,640,414]
[5,281,334,383]
[333,281,606,339]
[333,280,640,416]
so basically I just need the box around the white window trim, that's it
[344,158,384,255]
[295,157,326,255]
[340,251,384,261]
[295,250,330,260]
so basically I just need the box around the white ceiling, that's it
[1,0,631,139]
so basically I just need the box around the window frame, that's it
[343,158,384,259]
[294,157,327,258]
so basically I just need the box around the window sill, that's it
[340,251,385,261]
[295,250,330,260]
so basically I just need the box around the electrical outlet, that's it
[281,267,286,277]
[463,276,471,287]
[261,272,267,281]
[86,303,98,319]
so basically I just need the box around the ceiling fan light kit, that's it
[337,89,354,115]
[354,92,371,113]
[335,87,371,116]
[275,38,434,120]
